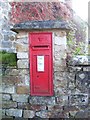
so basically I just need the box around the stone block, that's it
[18,69,29,76]
[16,86,30,94]
[23,110,35,118]
[54,85,67,96]
[69,94,88,106]
[1,85,15,94]
[17,37,28,44]
[17,60,29,68]
[5,69,19,76]
[2,76,20,85]
[2,94,11,101]
[1,41,12,48]
[4,35,9,41]
[29,97,56,105]
[75,111,88,118]
[17,52,28,59]
[12,94,29,103]
[18,103,46,111]
[36,110,50,118]
[6,109,22,117]
[56,96,68,105]
[47,105,63,111]
[9,34,15,41]
[16,32,28,39]
[0,109,5,116]
[15,43,28,52]
[17,75,30,86]
[2,101,17,108]
[14,117,28,120]
[2,116,14,119]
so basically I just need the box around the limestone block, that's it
[2,76,20,85]
[15,43,28,52]
[0,109,5,116]
[2,94,11,101]
[18,103,46,111]
[1,85,15,94]
[16,86,30,94]
[1,41,12,48]
[17,52,28,59]
[17,37,28,44]
[12,94,29,103]
[56,96,68,105]
[2,101,17,109]
[69,94,88,106]
[16,32,28,39]
[36,111,50,118]
[29,97,56,105]
[17,60,29,68]
[6,109,22,117]
[23,110,35,118]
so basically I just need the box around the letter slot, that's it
[29,32,53,96]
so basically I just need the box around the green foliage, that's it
[0,51,17,66]
[67,31,86,56]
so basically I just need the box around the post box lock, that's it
[29,32,53,96]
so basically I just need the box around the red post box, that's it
[29,32,53,96]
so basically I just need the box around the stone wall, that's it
[1,30,67,119]
[0,1,16,53]
[1,30,90,119]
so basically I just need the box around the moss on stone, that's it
[0,51,17,66]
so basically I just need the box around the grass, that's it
[0,51,17,66]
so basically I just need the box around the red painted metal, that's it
[29,32,53,96]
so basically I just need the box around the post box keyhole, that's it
[37,75,39,78]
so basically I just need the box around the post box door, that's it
[29,32,53,96]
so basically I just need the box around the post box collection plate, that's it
[29,32,53,96]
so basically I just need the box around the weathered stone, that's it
[47,105,63,111]
[56,96,68,105]
[16,32,28,39]
[0,33,3,40]
[18,103,46,111]
[2,115,14,119]
[16,37,28,44]
[16,86,30,94]
[15,43,28,52]
[12,20,70,32]
[36,110,50,118]
[75,111,88,118]
[17,75,30,86]
[17,52,28,59]
[54,86,67,96]
[4,35,9,41]
[6,109,22,117]
[2,94,11,101]
[1,85,15,94]
[9,35,15,41]
[18,69,29,76]
[2,101,17,108]
[12,94,29,103]
[0,109,5,116]
[5,69,19,76]
[17,60,29,68]
[14,117,28,120]
[29,97,56,105]
[1,41,12,48]
[69,94,88,106]
[49,110,66,118]
[2,76,20,85]
[23,110,35,118]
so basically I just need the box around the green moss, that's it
[0,51,17,66]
